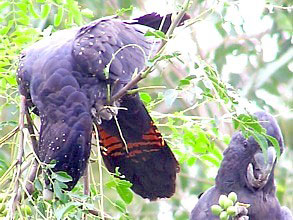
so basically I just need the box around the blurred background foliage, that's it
[0,0,292,219]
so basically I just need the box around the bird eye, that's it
[243,140,248,148]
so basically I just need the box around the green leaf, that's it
[252,132,268,156]
[200,154,221,167]
[16,3,27,12]
[117,180,132,188]
[28,2,39,18]
[53,180,69,202]
[14,35,33,45]
[116,185,133,204]
[41,4,51,19]
[53,180,64,201]
[14,11,30,25]
[0,159,8,176]
[183,129,207,153]
[81,8,94,18]
[55,202,81,220]
[164,89,178,107]
[264,134,281,158]
[178,79,190,88]
[34,179,43,191]
[52,171,73,183]
[0,2,10,13]
[210,144,223,161]
[54,7,64,26]
[105,180,117,189]
[116,5,133,16]
[0,20,13,35]
[232,118,240,129]
[145,30,166,39]
[186,157,197,166]
[115,200,127,213]
[70,2,82,25]
[46,159,57,168]
[139,92,152,104]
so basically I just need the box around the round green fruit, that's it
[228,192,237,204]
[224,198,234,210]
[220,211,229,220]
[227,206,237,217]
[218,195,228,208]
[0,210,7,217]
[211,205,223,216]
[0,204,5,213]
[0,195,5,203]
[21,205,32,216]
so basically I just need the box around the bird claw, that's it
[234,205,249,220]
[92,101,120,123]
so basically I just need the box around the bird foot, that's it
[233,205,249,220]
[92,101,120,124]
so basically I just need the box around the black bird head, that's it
[216,111,284,193]
[245,111,284,191]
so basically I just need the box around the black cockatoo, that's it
[190,112,293,220]
[17,13,189,200]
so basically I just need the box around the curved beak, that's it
[246,146,276,189]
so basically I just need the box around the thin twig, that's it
[9,95,26,218]
[83,163,90,196]
[0,126,19,146]
[83,163,90,220]
[25,159,39,195]
[93,124,105,220]
[110,0,191,104]
[127,86,166,94]
[25,110,38,152]
[24,109,41,196]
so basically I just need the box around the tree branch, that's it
[110,0,191,104]
[9,95,26,217]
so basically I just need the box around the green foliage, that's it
[0,0,292,219]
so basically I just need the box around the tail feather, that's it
[98,94,179,200]
[132,12,190,33]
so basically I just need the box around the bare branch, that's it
[110,0,191,104]
[9,95,26,217]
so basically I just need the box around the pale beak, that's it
[246,147,276,189]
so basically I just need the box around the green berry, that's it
[228,192,237,204]
[211,205,223,216]
[218,195,228,208]
[0,210,7,217]
[224,198,234,210]
[220,211,229,220]
[227,206,237,217]
[21,205,32,216]
[0,194,5,203]
[0,204,5,213]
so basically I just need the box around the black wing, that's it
[17,29,92,189]
[98,94,179,200]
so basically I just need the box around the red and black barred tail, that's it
[97,94,179,200]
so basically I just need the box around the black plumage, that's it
[17,13,189,199]
[190,112,293,220]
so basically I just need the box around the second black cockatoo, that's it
[17,13,189,200]
[190,112,293,220]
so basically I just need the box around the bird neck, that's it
[215,158,248,193]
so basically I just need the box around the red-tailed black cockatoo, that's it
[190,112,293,220]
[17,13,189,200]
